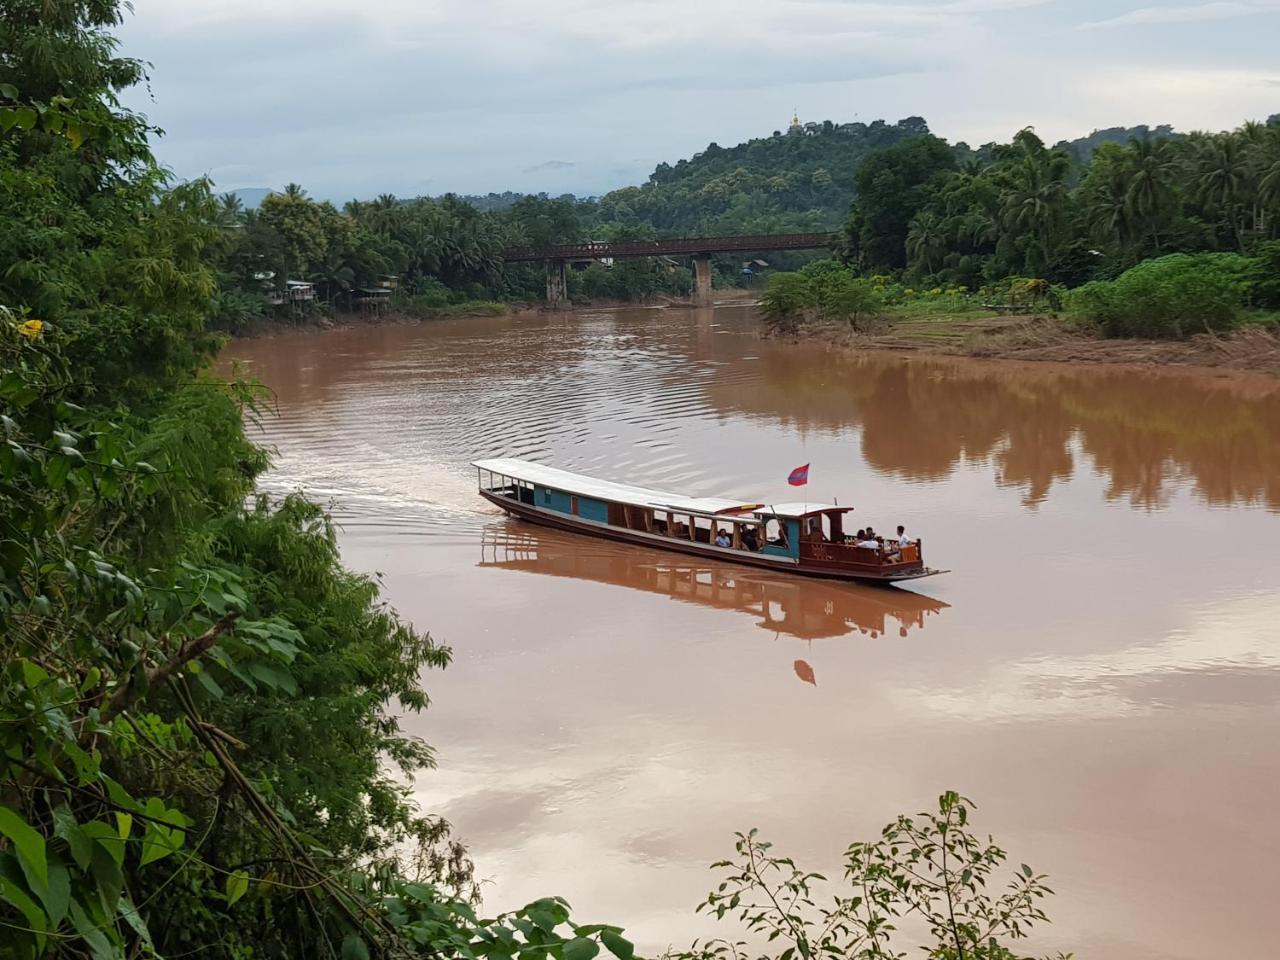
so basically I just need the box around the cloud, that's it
[116,0,1279,200]
[522,161,576,174]
[1077,1,1280,30]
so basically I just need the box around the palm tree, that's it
[311,246,357,309]
[1195,133,1250,250]
[283,182,307,201]
[1123,137,1177,252]
[1259,154,1280,235]
[1084,164,1135,252]
[999,132,1071,274]
[906,211,946,275]
[1249,124,1280,237]
[216,192,244,229]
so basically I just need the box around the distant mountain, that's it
[1053,124,1180,164]
[447,191,547,212]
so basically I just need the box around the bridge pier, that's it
[544,259,569,309]
[692,253,713,305]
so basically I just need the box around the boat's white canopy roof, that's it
[770,502,851,517]
[473,458,846,519]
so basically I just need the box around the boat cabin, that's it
[473,458,935,583]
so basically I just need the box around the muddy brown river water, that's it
[225,304,1280,960]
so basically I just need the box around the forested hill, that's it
[584,116,1189,237]
[592,117,932,235]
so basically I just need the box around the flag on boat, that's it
[787,463,810,486]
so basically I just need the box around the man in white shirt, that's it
[897,525,913,547]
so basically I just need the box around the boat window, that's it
[765,518,788,547]
[653,511,670,535]
[542,488,552,505]
[801,515,832,542]
[630,506,654,532]
[670,514,693,540]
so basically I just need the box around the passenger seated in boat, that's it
[857,531,881,550]
[741,526,760,552]
[715,529,732,548]
[896,524,913,547]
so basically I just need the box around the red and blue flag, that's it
[787,463,810,487]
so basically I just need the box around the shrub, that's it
[680,792,1067,960]
[817,272,883,327]
[1247,240,1280,308]
[759,272,816,335]
[1071,253,1247,339]
[208,288,270,334]
[404,278,453,308]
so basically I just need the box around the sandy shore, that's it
[789,312,1280,379]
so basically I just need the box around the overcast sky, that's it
[116,0,1280,202]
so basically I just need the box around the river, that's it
[224,304,1280,960]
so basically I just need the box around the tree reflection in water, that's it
[706,346,1280,511]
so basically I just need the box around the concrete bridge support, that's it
[692,253,713,305]
[544,259,569,309]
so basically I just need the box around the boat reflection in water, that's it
[479,523,949,684]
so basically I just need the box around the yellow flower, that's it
[17,319,43,340]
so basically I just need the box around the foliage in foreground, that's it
[680,792,1066,960]
[0,4,632,956]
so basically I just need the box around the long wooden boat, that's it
[474,458,946,584]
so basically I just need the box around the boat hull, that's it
[480,491,942,584]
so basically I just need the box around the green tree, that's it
[907,210,948,275]
[997,129,1071,276]
[1195,133,1251,251]
[1122,136,1177,253]
[845,135,957,271]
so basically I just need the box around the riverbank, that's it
[778,310,1280,378]
[229,301,521,338]
[228,289,769,339]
